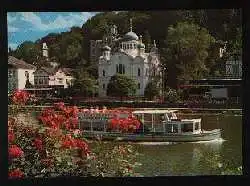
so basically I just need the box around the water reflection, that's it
[133,114,241,176]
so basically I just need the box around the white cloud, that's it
[19,12,96,31]
[7,14,17,23]
[7,14,19,33]
[8,26,19,33]
[8,43,18,50]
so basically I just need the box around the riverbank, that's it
[8,105,242,115]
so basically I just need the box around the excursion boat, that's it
[78,109,222,142]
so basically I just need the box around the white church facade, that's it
[98,19,162,97]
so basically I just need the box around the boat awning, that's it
[24,88,53,90]
[132,110,178,114]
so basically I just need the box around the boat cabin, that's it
[132,110,202,134]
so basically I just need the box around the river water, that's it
[130,114,242,176]
[22,111,242,176]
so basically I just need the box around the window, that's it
[181,123,193,133]
[103,84,105,89]
[138,83,140,89]
[195,122,199,130]
[45,78,49,85]
[25,71,29,80]
[103,70,106,77]
[39,78,42,85]
[122,65,125,74]
[58,78,63,84]
[130,43,132,49]
[116,64,118,73]
[166,124,178,133]
[118,64,125,74]
[138,68,141,76]
[8,70,12,78]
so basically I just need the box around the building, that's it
[90,24,120,64]
[33,67,74,89]
[8,56,36,93]
[179,79,242,102]
[225,55,242,78]
[98,19,161,97]
[33,42,74,89]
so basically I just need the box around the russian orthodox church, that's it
[98,19,162,97]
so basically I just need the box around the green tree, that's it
[143,30,152,52]
[107,74,137,100]
[164,86,180,103]
[144,80,160,100]
[12,41,41,64]
[162,21,215,88]
[71,69,98,97]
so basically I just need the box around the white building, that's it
[33,42,74,89]
[8,56,36,93]
[33,67,74,88]
[98,19,161,97]
[225,56,242,78]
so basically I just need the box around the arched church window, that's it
[103,84,105,90]
[122,65,125,74]
[138,83,140,89]
[119,64,122,74]
[130,43,132,49]
[103,70,105,77]
[138,68,141,76]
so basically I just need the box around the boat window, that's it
[160,114,165,121]
[195,122,199,130]
[181,123,193,132]
[165,124,178,133]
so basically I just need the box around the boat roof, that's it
[132,110,178,114]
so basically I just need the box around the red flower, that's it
[8,130,15,144]
[71,117,78,129]
[9,168,24,179]
[9,145,24,159]
[32,138,43,151]
[61,135,75,148]
[11,90,30,105]
[74,139,90,156]
[54,102,65,111]
[71,106,79,117]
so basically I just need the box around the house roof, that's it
[35,66,74,76]
[61,68,74,76]
[8,56,36,70]
[40,67,57,75]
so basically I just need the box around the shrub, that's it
[8,90,141,178]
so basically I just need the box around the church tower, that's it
[42,42,49,61]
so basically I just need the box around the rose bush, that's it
[8,90,141,178]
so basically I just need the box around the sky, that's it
[7,12,99,50]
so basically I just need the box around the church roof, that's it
[123,31,139,41]
[137,42,145,48]
[102,45,111,51]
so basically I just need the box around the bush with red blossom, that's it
[11,90,30,105]
[108,115,141,133]
[8,96,141,178]
[9,168,24,179]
